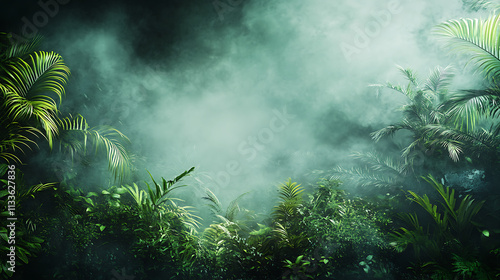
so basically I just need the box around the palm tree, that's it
[0,32,131,181]
[0,32,67,161]
[370,65,455,167]
[428,13,500,177]
[334,66,458,191]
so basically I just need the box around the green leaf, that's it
[86,192,98,197]
[0,164,8,176]
[434,15,500,81]
[17,248,29,264]
[0,231,7,242]
[82,197,94,206]
[115,187,128,194]
[296,255,304,264]
[0,190,8,199]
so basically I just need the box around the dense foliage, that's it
[2,2,500,279]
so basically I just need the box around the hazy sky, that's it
[2,0,486,213]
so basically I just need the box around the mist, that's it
[6,1,500,279]
[3,0,485,212]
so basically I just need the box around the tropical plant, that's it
[370,65,456,166]
[434,14,500,131]
[334,152,414,191]
[0,32,131,181]
[0,33,68,151]
[199,188,275,279]
[196,179,313,280]
[428,14,500,177]
[0,32,66,163]
[301,178,393,277]
[123,168,202,277]
[273,178,304,224]
[125,167,200,232]
[334,66,462,191]
[282,255,313,280]
[203,188,249,224]
[391,175,498,279]
[22,182,145,280]
[55,115,131,182]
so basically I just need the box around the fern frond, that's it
[277,178,303,202]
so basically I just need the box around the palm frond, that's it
[87,126,131,181]
[19,182,56,200]
[0,33,43,61]
[1,51,70,104]
[351,152,405,175]
[370,81,412,97]
[397,65,419,91]
[273,179,304,222]
[371,124,406,142]
[1,51,70,147]
[202,226,220,246]
[400,138,424,160]
[444,89,500,131]
[433,15,500,81]
[215,214,232,225]
[225,192,248,222]
[400,103,428,124]
[125,183,146,211]
[424,65,454,95]
[277,178,303,202]
[431,138,464,162]
[202,188,222,216]
[3,91,60,145]
[333,166,404,189]
[57,114,131,181]
[165,200,201,234]
[0,120,40,163]
[273,222,289,243]
[145,167,194,210]
[423,175,485,238]
[407,189,448,232]
[424,123,499,161]
[390,213,440,259]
